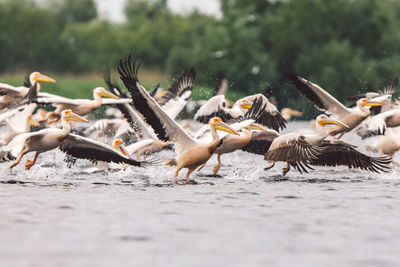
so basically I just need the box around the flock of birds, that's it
[0,56,399,183]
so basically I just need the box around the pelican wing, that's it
[265,132,321,163]
[194,95,234,123]
[240,130,280,155]
[278,61,349,116]
[126,139,155,155]
[244,94,287,131]
[100,98,132,105]
[213,72,228,96]
[356,109,400,138]
[0,132,36,161]
[158,67,195,106]
[118,56,196,156]
[0,83,25,96]
[59,134,148,167]
[310,140,391,173]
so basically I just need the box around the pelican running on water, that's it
[118,55,240,183]
[0,109,150,170]
[245,115,391,175]
[279,61,386,139]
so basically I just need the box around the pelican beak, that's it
[363,100,385,107]
[241,100,253,110]
[320,118,349,128]
[215,121,240,135]
[67,112,89,123]
[35,73,56,83]
[98,90,120,99]
[245,123,268,131]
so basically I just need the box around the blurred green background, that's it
[1,0,400,119]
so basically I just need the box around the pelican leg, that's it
[173,168,182,184]
[197,162,207,171]
[212,154,222,174]
[185,168,197,184]
[25,152,39,170]
[282,162,291,176]
[264,161,275,171]
[9,147,28,170]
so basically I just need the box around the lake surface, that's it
[0,121,399,267]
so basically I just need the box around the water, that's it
[1,122,400,267]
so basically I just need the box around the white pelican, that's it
[281,107,303,121]
[0,72,56,110]
[347,78,397,102]
[279,61,386,138]
[194,93,287,131]
[0,103,39,145]
[118,56,239,183]
[36,87,130,118]
[355,109,400,139]
[366,128,400,165]
[0,109,148,170]
[263,115,390,175]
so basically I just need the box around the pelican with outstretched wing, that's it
[118,55,239,183]
[0,109,149,170]
[279,61,386,139]
[263,114,391,174]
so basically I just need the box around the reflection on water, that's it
[0,122,400,267]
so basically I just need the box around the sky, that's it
[94,0,221,23]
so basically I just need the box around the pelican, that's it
[193,97,269,174]
[354,109,400,139]
[0,72,56,110]
[0,109,148,170]
[104,75,173,159]
[0,103,39,145]
[281,107,303,121]
[36,87,129,118]
[347,78,397,102]
[366,128,400,165]
[279,61,386,139]
[263,115,390,175]
[118,56,239,183]
[194,93,287,131]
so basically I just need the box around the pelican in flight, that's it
[0,72,55,110]
[36,87,129,119]
[260,115,390,175]
[279,61,386,139]
[118,55,239,183]
[194,93,287,131]
[0,109,149,170]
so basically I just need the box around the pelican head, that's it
[94,87,120,99]
[240,98,253,110]
[210,117,240,135]
[316,114,349,128]
[62,109,89,123]
[359,98,385,107]
[30,72,56,84]
[113,139,128,156]
[244,123,268,131]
